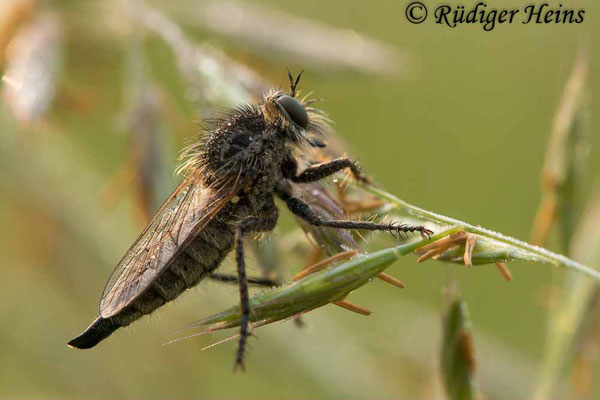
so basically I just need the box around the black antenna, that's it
[287,68,304,97]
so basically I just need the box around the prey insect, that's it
[68,71,433,370]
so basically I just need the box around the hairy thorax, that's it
[199,107,289,214]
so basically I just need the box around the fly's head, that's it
[261,71,328,147]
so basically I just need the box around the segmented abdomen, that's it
[68,222,234,349]
[114,223,234,326]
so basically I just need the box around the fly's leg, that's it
[234,226,249,372]
[208,273,277,287]
[233,213,278,371]
[277,189,433,239]
[285,156,370,184]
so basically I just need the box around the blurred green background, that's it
[0,0,598,398]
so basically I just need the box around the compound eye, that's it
[277,95,308,129]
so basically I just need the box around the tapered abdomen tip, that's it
[68,317,117,349]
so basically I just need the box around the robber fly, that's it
[68,72,433,369]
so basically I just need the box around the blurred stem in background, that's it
[1,5,62,125]
[441,281,479,400]
[157,0,410,77]
[530,49,589,251]
[0,0,35,70]
[102,31,176,226]
[530,48,600,400]
[533,189,600,400]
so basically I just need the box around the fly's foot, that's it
[416,226,434,239]
[348,160,371,184]
[233,356,246,373]
[233,325,253,373]
[390,222,434,239]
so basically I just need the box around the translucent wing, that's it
[100,175,237,318]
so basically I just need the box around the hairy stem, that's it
[364,185,600,281]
